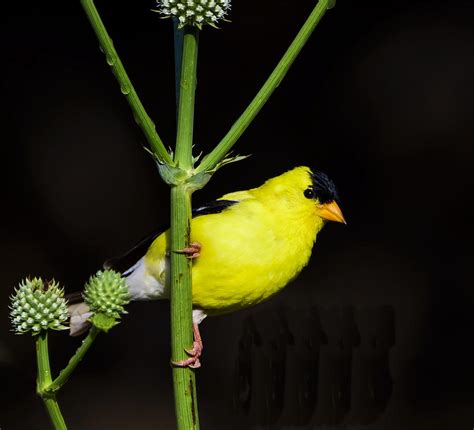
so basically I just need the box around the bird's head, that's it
[256,166,346,225]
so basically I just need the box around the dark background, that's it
[2,0,474,428]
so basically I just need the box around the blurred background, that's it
[2,0,474,428]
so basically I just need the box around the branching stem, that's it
[80,0,172,165]
[170,25,201,430]
[196,0,333,173]
[46,327,100,394]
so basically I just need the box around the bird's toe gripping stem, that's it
[175,241,202,259]
[171,323,203,369]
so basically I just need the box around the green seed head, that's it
[156,0,231,29]
[83,270,130,319]
[9,278,69,335]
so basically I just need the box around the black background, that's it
[2,0,474,428]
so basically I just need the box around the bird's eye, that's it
[304,188,314,199]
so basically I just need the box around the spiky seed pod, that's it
[9,278,69,335]
[156,0,231,29]
[83,270,130,319]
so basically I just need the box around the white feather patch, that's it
[125,257,169,301]
[69,303,93,337]
[192,309,207,325]
[124,258,208,327]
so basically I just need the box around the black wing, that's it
[103,230,161,273]
[192,199,238,216]
[64,291,84,304]
[104,199,238,273]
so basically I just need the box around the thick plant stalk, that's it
[36,333,67,430]
[80,0,173,165]
[170,185,199,429]
[196,0,333,174]
[170,26,201,430]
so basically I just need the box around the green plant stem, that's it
[196,0,333,173]
[36,332,67,430]
[170,25,200,430]
[175,27,199,166]
[170,186,199,430]
[173,19,184,113]
[45,327,100,394]
[80,0,172,165]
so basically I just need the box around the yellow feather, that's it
[144,166,330,315]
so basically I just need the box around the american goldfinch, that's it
[70,166,345,367]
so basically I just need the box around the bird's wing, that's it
[104,230,162,273]
[104,199,240,273]
[64,291,84,304]
[191,199,239,216]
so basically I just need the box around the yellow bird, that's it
[70,166,345,367]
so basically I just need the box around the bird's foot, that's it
[172,341,202,369]
[171,323,203,369]
[175,241,202,259]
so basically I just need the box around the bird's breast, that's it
[189,205,319,314]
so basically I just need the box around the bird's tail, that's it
[67,231,160,336]
[65,291,92,336]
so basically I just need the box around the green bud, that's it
[9,278,69,335]
[89,313,119,333]
[83,270,130,320]
[156,0,231,29]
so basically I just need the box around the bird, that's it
[69,166,345,367]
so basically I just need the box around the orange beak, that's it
[316,201,346,224]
